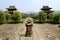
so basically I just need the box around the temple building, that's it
[41,6,54,19]
[41,6,54,13]
[6,6,17,14]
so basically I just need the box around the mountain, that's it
[54,10,60,13]
[26,11,38,14]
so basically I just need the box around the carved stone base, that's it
[25,31,33,37]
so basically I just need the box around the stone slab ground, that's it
[0,17,60,40]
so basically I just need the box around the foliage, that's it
[11,11,22,22]
[52,13,60,23]
[46,13,54,23]
[0,9,60,24]
[32,13,39,20]
[0,10,5,24]
[21,13,26,18]
[38,11,47,23]
[5,12,11,23]
[31,11,60,24]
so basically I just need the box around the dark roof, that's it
[6,6,17,10]
[41,6,52,10]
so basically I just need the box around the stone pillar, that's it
[25,19,33,37]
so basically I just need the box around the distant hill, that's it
[27,11,60,14]
[54,10,60,13]
[24,10,60,15]
[26,11,40,14]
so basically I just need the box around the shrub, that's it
[46,13,54,23]
[0,10,5,24]
[11,11,22,23]
[32,13,39,20]
[21,13,26,18]
[38,11,47,23]
[5,12,11,23]
[52,13,60,24]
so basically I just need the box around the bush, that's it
[38,11,47,23]
[46,13,54,23]
[5,12,11,23]
[52,13,60,24]
[21,13,26,18]
[0,10,5,24]
[11,11,22,23]
[32,13,39,20]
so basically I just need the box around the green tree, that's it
[21,13,26,18]
[38,11,47,23]
[5,12,11,23]
[32,13,39,20]
[0,10,5,24]
[53,13,60,23]
[47,13,54,23]
[11,11,22,23]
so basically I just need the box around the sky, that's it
[0,0,60,13]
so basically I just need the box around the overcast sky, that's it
[0,0,60,13]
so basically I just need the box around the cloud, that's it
[34,0,40,4]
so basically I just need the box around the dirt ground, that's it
[0,17,60,40]
[0,23,60,40]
